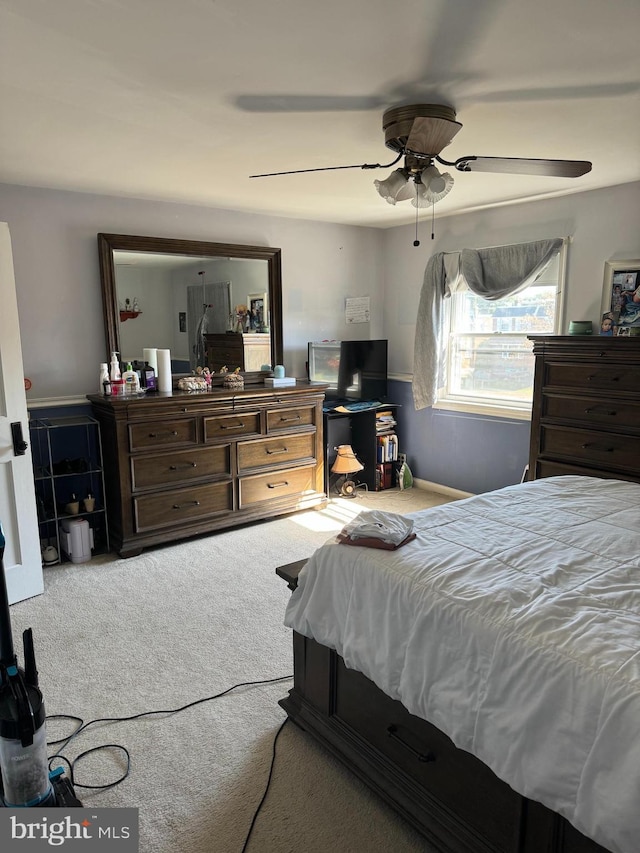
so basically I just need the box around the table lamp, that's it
[331,445,364,498]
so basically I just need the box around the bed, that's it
[277,476,640,853]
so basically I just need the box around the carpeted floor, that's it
[9,487,453,853]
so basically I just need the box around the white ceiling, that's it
[1,0,639,228]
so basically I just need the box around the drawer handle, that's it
[387,725,435,763]
[266,447,289,455]
[172,500,201,509]
[584,407,617,416]
[587,374,621,382]
[279,415,301,423]
[149,430,179,438]
[267,480,289,489]
[220,422,245,430]
[169,462,197,470]
[581,443,614,453]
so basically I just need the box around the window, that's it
[437,250,564,416]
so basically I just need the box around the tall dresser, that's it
[528,335,640,482]
[89,383,326,557]
[204,333,271,372]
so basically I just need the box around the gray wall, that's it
[390,379,531,494]
[382,181,640,378]
[0,183,383,399]
[384,181,640,492]
[2,179,639,494]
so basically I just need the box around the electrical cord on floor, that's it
[45,674,293,793]
[240,717,289,853]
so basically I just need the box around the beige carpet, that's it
[9,487,452,853]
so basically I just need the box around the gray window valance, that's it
[412,238,563,410]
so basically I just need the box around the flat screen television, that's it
[307,339,388,402]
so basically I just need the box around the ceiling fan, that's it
[249,103,592,209]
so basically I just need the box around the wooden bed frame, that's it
[276,559,611,853]
[276,337,640,852]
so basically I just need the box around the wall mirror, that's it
[97,233,283,384]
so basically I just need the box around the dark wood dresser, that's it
[89,383,326,557]
[528,335,640,481]
[204,333,271,372]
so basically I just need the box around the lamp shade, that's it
[373,168,409,205]
[412,166,454,207]
[331,445,364,475]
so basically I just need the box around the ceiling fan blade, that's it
[235,94,387,113]
[405,113,463,157]
[448,156,592,178]
[250,153,402,178]
[472,81,640,104]
[236,1,502,115]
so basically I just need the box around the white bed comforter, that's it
[284,476,640,853]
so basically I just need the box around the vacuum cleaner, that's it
[0,525,81,808]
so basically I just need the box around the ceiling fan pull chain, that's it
[413,183,420,247]
[432,200,435,240]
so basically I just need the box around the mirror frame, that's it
[97,233,283,383]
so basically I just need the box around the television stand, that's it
[323,403,399,493]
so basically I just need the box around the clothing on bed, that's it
[284,476,640,853]
[339,510,414,544]
[337,510,416,550]
[336,530,417,550]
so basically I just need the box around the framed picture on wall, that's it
[602,259,640,334]
[248,292,268,332]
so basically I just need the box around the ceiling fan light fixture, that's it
[374,168,409,204]
[422,164,446,193]
[411,167,454,207]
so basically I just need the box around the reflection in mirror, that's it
[98,234,282,383]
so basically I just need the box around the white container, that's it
[143,347,158,374]
[109,351,121,382]
[99,362,110,395]
[59,518,94,563]
[157,348,172,393]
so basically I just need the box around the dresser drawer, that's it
[239,465,316,507]
[134,481,233,532]
[542,393,640,430]
[237,433,315,472]
[544,361,640,393]
[131,445,231,491]
[533,459,640,482]
[267,404,316,432]
[334,660,522,852]
[207,345,241,366]
[129,418,198,452]
[203,411,261,441]
[540,425,640,472]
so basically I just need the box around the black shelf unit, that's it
[29,415,109,563]
[324,404,399,493]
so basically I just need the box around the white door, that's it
[0,222,43,603]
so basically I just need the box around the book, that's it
[264,377,297,387]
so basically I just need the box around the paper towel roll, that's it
[143,347,158,374]
[157,348,172,393]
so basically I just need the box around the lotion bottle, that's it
[110,352,121,382]
[122,362,140,395]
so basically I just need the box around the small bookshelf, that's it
[324,403,401,492]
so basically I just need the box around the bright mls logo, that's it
[0,808,138,850]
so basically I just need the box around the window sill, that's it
[433,398,532,421]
